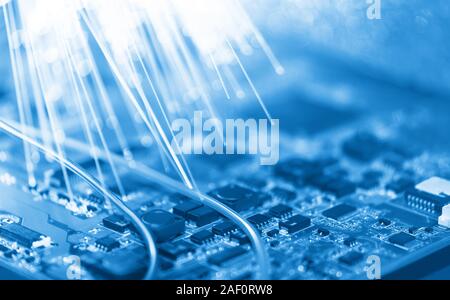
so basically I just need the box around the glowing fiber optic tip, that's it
[3,0,283,190]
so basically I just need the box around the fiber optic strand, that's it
[2,119,272,279]
[0,119,158,280]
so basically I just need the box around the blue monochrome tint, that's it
[0,0,448,280]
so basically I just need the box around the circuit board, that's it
[0,102,449,280]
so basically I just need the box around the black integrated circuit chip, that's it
[141,210,185,242]
[247,214,271,227]
[279,214,311,234]
[95,236,121,252]
[230,231,250,245]
[388,232,415,246]
[159,240,195,260]
[102,215,131,233]
[212,221,237,236]
[0,223,44,248]
[172,201,202,218]
[322,204,356,220]
[185,206,220,227]
[208,184,260,212]
[268,204,293,218]
[190,230,215,245]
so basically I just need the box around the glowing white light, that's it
[3,0,282,191]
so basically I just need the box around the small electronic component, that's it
[279,214,311,234]
[247,214,271,228]
[95,236,121,252]
[172,201,202,218]
[141,210,185,242]
[322,204,356,220]
[268,204,293,218]
[377,218,392,226]
[207,247,247,266]
[0,223,50,248]
[158,240,195,260]
[82,247,146,279]
[230,231,250,245]
[185,206,220,227]
[102,215,131,233]
[317,228,330,237]
[388,232,415,246]
[212,221,237,236]
[405,177,450,215]
[208,184,259,212]
[190,230,215,245]
[266,229,279,237]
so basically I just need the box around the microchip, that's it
[212,221,237,236]
[377,218,392,226]
[268,204,293,218]
[208,184,259,212]
[82,246,146,279]
[230,231,250,245]
[172,201,202,218]
[266,229,279,237]
[208,247,247,266]
[388,232,415,246]
[190,230,215,245]
[247,214,271,227]
[185,206,220,227]
[141,210,185,242]
[408,227,419,234]
[322,204,356,220]
[158,240,195,260]
[338,251,364,266]
[102,215,131,233]
[0,223,46,248]
[317,228,330,237]
[279,214,311,234]
[95,236,120,252]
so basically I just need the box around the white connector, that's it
[438,204,450,228]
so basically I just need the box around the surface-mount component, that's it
[0,223,49,248]
[405,177,450,215]
[279,214,311,234]
[141,210,185,242]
